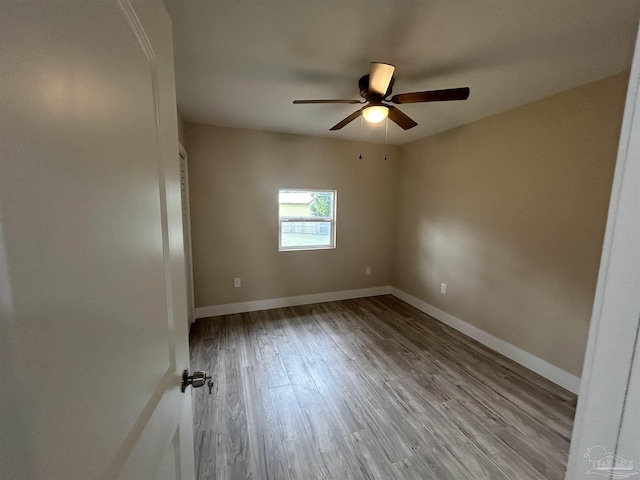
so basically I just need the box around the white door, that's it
[0,1,195,479]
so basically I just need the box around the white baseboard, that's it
[390,287,581,394]
[194,285,392,319]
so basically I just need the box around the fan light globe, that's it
[362,105,388,124]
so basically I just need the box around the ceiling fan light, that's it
[362,105,388,124]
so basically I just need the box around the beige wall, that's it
[393,72,628,376]
[186,123,398,306]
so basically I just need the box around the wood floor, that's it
[189,295,577,480]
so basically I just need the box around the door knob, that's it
[181,369,212,393]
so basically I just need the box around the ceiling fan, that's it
[293,62,470,131]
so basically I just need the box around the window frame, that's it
[278,188,337,252]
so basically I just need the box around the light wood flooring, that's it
[189,295,577,480]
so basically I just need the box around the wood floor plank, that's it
[302,353,362,435]
[280,352,325,410]
[190,295,577,480]
[263,309,299,354]
[393,441,476,480]
[270,385,331,480]
[192,346,226,478]
[281,437,330,480]
[391,453,441,480]
[300,405,359,480]
[264,356,290,389]
[293,305,336,350]
[220,459,252,480]
[336,352,428,452]
[223,347,249,466]
[342,428,402,480]
[241,364,290,480]
[318,349,418,463]
[269,384,306,446]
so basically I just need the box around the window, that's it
[279,189,336,251]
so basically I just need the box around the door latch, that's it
[181,369,213,394]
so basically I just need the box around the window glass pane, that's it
[280,221,332,247]
[279,190,334,219]
[279,191,314,217]
[308,191,334,219]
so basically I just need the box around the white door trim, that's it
[179,143,196,325]
[565,20,640,480]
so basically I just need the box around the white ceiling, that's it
[165,1,640,145]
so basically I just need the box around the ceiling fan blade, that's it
[329,109,363,130]
[293,99,363,104]
[369,62,395,96]
[390,87,470,104]
[387,106,418,130]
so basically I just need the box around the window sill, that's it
[278,245,336,252]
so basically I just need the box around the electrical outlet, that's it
[441,283,447,294]
[234,278,241,288]
[365,266,371,275]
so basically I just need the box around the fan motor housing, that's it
[359,74,395,101]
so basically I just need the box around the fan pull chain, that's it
[384,115,389,160]
[359,115,364,160]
